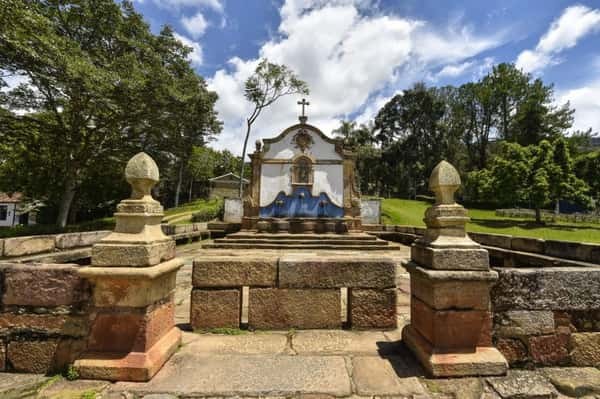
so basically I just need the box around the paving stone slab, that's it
[351,356,427,396]
[185,332,289,354]
[487,370,558,399]
[0,373,50,399]
[542,367,600,397]
[38,379,110,399]
[421,377,484,399]
[113,354,352,397]
[292,330,390,355]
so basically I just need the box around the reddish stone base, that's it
[74,327,181,381]
[402,324,507,377]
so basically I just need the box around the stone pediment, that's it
[262,123,343,161]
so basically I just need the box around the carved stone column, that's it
[402,160,507,377]
[242,143,262,230]
[74,153,183,381]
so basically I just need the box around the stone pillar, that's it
[402,160,508,377]
[242,145,262,229]
[74,153,183,381]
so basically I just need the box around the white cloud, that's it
[208,1,504,155]
[181,12,208,38]
[516,5,600,73]
[435,61,475,79]
[558,80,600,134]
[173,32,203,66]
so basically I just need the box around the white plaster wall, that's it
[263,128,341,160]
[260,163,291,206]
[313,164,343,207]
[361,199,381,224]
[0,203,17,227]
[223,198,243,223]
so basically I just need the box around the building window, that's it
[0,205,7,221]
[292,156,313,185]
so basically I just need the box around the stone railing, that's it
[0,262,92,373]
[364,224,600,267]
[191,255,397,330]
[0,224,209,263]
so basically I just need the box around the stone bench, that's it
[190,255,397,330]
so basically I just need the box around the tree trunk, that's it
[56,176,77,228]
[174,161,184,208]
[535,207,542,224]
[239,121,252,197]
[188,179,193,203]
[554,200,560,215]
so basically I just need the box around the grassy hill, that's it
[382,198,600,243]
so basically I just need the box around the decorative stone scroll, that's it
[402,160,508,377]
[74,153,183,381]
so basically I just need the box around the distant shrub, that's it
[191,200,224,222]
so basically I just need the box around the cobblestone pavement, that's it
[2,241,599,399]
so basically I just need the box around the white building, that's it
[0,192,36,227]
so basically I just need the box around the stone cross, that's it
[298,98,310,123]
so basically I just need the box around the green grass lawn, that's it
[382,198,600,243]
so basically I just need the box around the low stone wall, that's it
[190,255,397,330]
[492,267,600,367]
[0,262,92,373]
[0,231,110,262]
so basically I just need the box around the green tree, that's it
[0,0,221,225]
[239,59,309,196]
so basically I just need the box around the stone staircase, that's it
[202,232,401,250]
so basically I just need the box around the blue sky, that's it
[132,0,600,155]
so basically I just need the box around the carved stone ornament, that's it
[293,129,314,152]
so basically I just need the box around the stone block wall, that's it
[0,263,92,373]
[492,267,600,367]
[190,255,397,330]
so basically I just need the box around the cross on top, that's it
[297,98,310,123]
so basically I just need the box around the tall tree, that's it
[0,0,221,225]
[239,59,308,196]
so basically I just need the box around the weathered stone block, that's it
[88,300,174,353]
[0,313,88,337]
[495,337,528,365]
[192,257,277,288]
[224,198,243,223]
[511,237,545,254]
[492,267,600,311]
[494,310,555,338]
[468,232,512,249]
[569,332,600,366]
[55,231,110,249]
[7,340,59,373]
[409,270,493,310]
[0,341,5,371]
[279,256,396,288]
[528,334,569,366]
[544,240,597,262]
[349,289,396,330]
[191,289,241,330]
[92,240,175,267]
[543,367,600,398]
[411,297,492,349]
[411,244,489,270]
[3,235,55,257]
[248,288,340,329]
[0,263,89,307]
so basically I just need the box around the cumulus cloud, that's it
[435,61,475,79]
[181,12,208,38]
[208,1,503,155]
[173,32,203,66]
[558,80,600,134]
[516,5,600,73]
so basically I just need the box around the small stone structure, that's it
[223,197,243,223]
[191,255,397,330]
[209,173,248,200]
[402,160,508,377]
[74,153,183,381]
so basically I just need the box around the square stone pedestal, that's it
[402,325,508,377]
[74,259,183,381]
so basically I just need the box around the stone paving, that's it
[1,241,600,399]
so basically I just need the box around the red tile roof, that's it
[0,192,23,203]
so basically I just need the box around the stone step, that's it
[202,242,401,250]
[226,233,378,241]
[213,238,389,246]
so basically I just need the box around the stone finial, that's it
[255,139,262,152]
[125,152,159,201]
[429,160,461,205]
